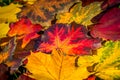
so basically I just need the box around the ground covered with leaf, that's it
[0,0,120,80]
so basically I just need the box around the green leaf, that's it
[78,41,120,80]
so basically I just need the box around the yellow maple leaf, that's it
[25,49,90,80]
[0,3,22,23]
[78,41,120,80]
[57,1,103,26]
[0,23,9,38]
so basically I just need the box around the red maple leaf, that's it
[8,17,42,48]
[38,23,101,55]
[91,8,120,41]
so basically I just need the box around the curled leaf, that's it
[38,23,101,55]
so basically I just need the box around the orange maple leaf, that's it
[8,17,42,48]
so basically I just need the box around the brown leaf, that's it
[18,0,78,26]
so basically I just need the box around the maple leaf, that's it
[56,1,103,26]
[38,23,101,55]
[17,74,35,80]
[25,49,90,80]
[8,17,42,48]
[0,3,22,23]
[78,41,120,80]
[0,23,9,38]
[91,8,120,41]
[18,0,78,26]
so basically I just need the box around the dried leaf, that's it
[0,23,9,38]
[25,50,90,80]
[0,3,22,23]
[91,8,120,40]
[8,17,42,48]
[38,23,101,55]
[56,1,103,26]
[18,0,78,26]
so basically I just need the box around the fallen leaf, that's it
[25,49,90,80]
[38,23,101,55]
[0,3,22,23]
[0,63,9,80]
[56,1,103,26]
[78,41,120,80]
[23,0,36,5]
[101,0,120,9]
[91,8,120,41]
[8,17,42,48]
[18,0,78,26]
[17,74,35,80]
[81,0,104,6]
[0,23,9,38]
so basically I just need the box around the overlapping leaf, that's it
[18,0,78,26]
[25,49,90,80]
[0,3,22,23]
[8,17,42,48]
[78,41,120,80]
[91,8,120,40]
[38,23,101,55]
[101,0,120,9]
[0,23,9,38]
[56,1,103,26]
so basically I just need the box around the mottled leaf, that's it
[56,1,103,26]
[0,3,22,23]
[8,17,42,48]
[91,8,120,41]
[38,23,101,55]
[25,49,90,80]
[78,41,120,80]
[18,0,78,26]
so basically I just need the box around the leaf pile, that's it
[0,0,120,80]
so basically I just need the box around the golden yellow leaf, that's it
[23,0,36,5]
[57,1,103,26]
[0,23,9,38]
[0,3,22,23]
[25,49,90,80]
